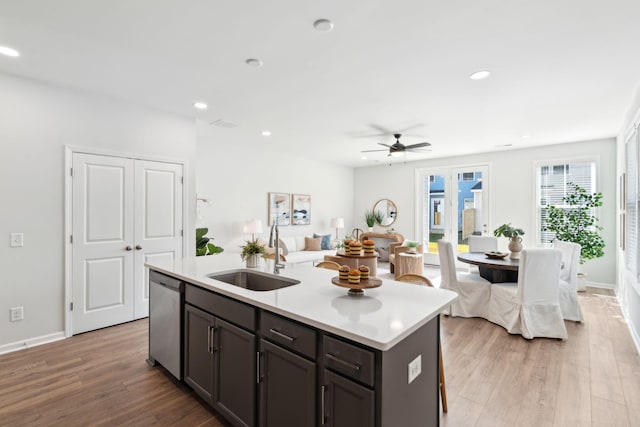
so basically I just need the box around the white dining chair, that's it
[467,235,499,273]
[554,240,584,322]
[488,248,567,339]
[468,235,498,253]
[438,240,491,318]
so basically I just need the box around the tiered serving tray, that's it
[331,276,382,296]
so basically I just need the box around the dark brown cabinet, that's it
[184,284,257,427]
[258,339,316,427]
[322,369,374,427]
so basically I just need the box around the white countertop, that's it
[146,253,458,351]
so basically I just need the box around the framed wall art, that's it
[292,194,311,225]
[268,192,291,226]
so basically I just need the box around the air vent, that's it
[209,119,238,128]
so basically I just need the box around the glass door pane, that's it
[454,166,488,254]
[422,172,448,265]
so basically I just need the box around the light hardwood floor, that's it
[0,287,638,427]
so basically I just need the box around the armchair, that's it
[389,241,424,274]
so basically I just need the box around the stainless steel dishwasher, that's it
[148,270,184,380]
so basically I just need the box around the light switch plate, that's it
[10,233,24,247]
[408,354,422,384]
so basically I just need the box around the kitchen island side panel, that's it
[380,316,440,427]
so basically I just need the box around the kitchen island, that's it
[146,253,457,427]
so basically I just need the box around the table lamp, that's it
[330,217,344,240]
[243,219,263,241]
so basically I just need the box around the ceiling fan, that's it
[361,133,431,157]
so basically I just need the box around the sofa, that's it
[269,234,336,266]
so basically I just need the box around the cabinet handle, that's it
[212,326,220,353]
[269,328,295,342]
[125,246,133,251]
[207,326,212,353]
[135,245,142,250]
[321,385,326,425]
[256,352,261,384]
[326,353,361,371]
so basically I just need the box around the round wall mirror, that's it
[373,199,397,226]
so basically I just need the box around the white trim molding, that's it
[0,331,65,356]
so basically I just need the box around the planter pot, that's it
[577,272,587,292]
[367,227,374,232]
[245,254,261,268]
[508,237,523,260]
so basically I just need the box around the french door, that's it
[71,152,183,334]
[417,165,490,265]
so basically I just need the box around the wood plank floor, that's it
[0,287,638,427]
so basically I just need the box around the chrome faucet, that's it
[268,223,285,274]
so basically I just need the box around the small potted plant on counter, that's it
[493,223,525,259]
[240,239,267,268]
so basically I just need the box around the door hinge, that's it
[70,302,74,311]
[181,176,184,184]
[70,235,73,244]
[181,229,183,237]
[70,167,73,177]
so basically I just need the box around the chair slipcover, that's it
[438,240,491,318]
[467,236,499,253]
[554,240,584,322]
[467,236,499,273]
[488,249,567,339]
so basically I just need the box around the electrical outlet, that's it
[408,354,422,384]
[10,233,24,247]
[10,306,24,322]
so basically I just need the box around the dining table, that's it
[457,252,520,283]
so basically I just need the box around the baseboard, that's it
[619,302,640,357]
[0,331,66,355]
[585,280,615,290]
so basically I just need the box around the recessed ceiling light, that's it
[469,70,491,80]
[262,130,271,137]
[245,58,263,68]
[193,102,208,110]
[0,46,20,57]
[361,156,368,160]
[521,134,531,139]
[313,19,334,32]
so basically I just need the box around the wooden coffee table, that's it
[323,251,378,277]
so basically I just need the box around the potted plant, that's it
[364,210,376,231]
[196,228,224,256]
[543,182,605,290]
[240,239,267,268]
[493,223,525,259]
[405,240,420,253]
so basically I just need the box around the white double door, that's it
[71,153,183,334]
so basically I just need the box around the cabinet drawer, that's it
[185,284,256,331]
[260,311,317,360]
[323,335,375,387]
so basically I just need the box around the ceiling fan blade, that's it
[369,124,395,135]
[406,148,432,152]
[361,149,389,153]
[404,142,431,149]
[377,143,392,148]
[395,123,427,134]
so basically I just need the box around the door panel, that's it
[72,153,134,334]
[134,160,183,319]
[420,165,489,266]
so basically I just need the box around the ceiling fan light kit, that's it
[361,133,431,158]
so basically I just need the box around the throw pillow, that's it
[378,247,389,262]
[314,233,332,250]
[305,236,322,251]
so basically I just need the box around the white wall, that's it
[0,73,197,348]
[354,138,617,286]
[196,121,354,253]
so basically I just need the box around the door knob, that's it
[125,246,132,251]
[135,245,142,250]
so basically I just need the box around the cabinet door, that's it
[323,369,374,427]
[214,318,256,427]
[184,304,215,403]
[259,339,316,427]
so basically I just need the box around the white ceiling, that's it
[1,0,639,167]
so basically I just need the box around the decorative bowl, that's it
[484,251,509,260]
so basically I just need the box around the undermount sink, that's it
[208,269,300,291]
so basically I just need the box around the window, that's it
[536,160,596,244]
[458,172,475,181]
[626,128,639,277]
